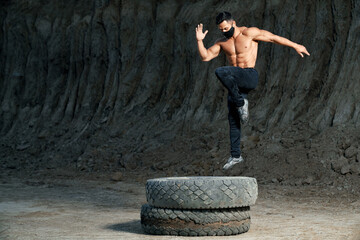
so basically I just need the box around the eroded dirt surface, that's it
[0,174,359,240]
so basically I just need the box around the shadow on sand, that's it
[104,220,147,235]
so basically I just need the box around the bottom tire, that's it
[141,204,251,236]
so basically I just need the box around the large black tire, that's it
[146,176,258,209]
[141,204,251,236]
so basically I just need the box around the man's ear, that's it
[232,20,236,27]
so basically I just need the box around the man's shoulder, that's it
[242,27,261,37]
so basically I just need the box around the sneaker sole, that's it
[223,159,244,170]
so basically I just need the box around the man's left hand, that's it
[295,44,310,58]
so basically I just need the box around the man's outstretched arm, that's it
[196,23,221,61]
[247,27,310,57]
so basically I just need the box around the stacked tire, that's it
[141,176,258,236]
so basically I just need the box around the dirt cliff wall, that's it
[1,0,359,186]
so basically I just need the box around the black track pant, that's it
[215,66,259,157]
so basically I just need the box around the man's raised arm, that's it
[196,23,221,61]
[246,27,310,58]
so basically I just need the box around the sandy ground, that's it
[0,175,360,240]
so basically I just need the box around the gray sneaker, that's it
[223,156,244,170]
[238,99,249,124]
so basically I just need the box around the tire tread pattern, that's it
[141,204,251,236]
[146,176,258,209]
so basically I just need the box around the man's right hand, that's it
[196,23,208,41]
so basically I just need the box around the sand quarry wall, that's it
[0,0,359,184]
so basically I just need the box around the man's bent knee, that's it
[215,67,226,79]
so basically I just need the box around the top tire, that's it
[146,176,258,209]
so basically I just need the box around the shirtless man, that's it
[196,12,310,170]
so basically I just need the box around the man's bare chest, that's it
[221,35,255,55]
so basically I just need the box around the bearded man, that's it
[195,12,310,170]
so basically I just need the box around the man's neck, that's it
[231,26,241,39]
